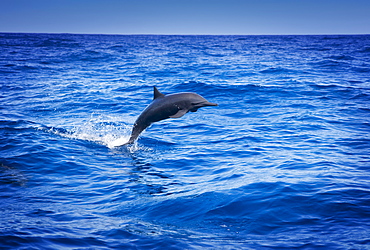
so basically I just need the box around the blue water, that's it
[1,33,370,249]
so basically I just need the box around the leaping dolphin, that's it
[125,86,218,144]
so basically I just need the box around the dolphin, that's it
[125,86,218,144]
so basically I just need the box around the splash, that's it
[73,114,132,148]
[48,114,133,149]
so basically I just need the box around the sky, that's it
[1,0,369,35]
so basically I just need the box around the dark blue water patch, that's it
[311,59,350,69]
[259,67,297,74]
[351,65,370,73]
[358,46,370,53]
[327,55,356,61]
[194,183,332,239]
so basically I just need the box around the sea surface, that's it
[1,33,370,249]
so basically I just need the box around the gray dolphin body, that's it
[125,86,218,144]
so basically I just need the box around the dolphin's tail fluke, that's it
[123,134,138,146]
[123,121,149,145]
[122,139,135,146]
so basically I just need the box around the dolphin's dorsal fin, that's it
[153,86,165,100]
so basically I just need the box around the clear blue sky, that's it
[1,0,369,35]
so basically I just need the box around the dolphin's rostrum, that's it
[125,86,217,144]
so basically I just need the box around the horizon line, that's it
[1,31,370,36]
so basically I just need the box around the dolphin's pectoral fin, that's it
[190,108,198,112]
[169,109,188,118]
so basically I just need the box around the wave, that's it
[310,59,349,68]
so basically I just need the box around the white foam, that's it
[106,136,129,148]
[48,113,133,149]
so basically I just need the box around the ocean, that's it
[1,33,370,249]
